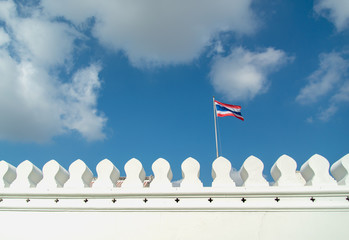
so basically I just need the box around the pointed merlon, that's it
[180,157,203,188]
[0,160,17,188]
[150,158,173,189]
[10,160,43,188]
[240,156,269,187]
[37,160,69,189]
[212,156,235,188]
[122,158,146,188]
[93,159,120,188]
[271,155,305,186]
[330,154,349,185]
[300,154,337,186]
[64,159,93,188]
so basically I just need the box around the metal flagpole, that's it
[213,96,219,158]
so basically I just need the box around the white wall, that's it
[1,154,348,240]
[1,211,348,240]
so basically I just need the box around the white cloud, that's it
[297,52,349,121]
[41,0,257,67]
[0,51,61,142]
[332,80,349,102]
[0,27,10,46]
[41,0,98,26]
[296,52,348,104]
[306,117,314,123]
[0,1,80,67]
[315,0,349,31]
[13,18,79,67]
[0,1,106,142]
[210,47,290,101]
[214,41,225,55]
[0,49,106,142]
[318,104,338,121]
[61,65,107,141]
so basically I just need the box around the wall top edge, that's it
[1,186,349,197]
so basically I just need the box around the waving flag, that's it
[214,100,244,121]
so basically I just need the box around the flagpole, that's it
[213,96,219,158]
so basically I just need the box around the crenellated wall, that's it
[1,154,349,240]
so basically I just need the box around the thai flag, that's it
[215,100,244,121]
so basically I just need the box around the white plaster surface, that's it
[240,156,269,187]
[37,160,69,188]
[271,155,304,186]
[181,157,203,188]
[331,154,349,185]
[10,160,42,188]
[93,159,119,188]
[1,211,348,240]
[0,160,16,188]
[123,158,146,188]
[212,156,236,187]
[64,159,93,188]
[151,158,173,189]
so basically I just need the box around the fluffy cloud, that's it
[0,1,106,142]
[209,47,290,101]
[41,0,257,67]
[315,0,349,31]
[60,65,107,141]
[1,1,80,67]
[296,52,349,121]
[0,50,106,142]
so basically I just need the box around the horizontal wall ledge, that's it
[1,185,349,197]
[0,194,348,212]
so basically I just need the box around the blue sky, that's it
[0,0,348,185]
